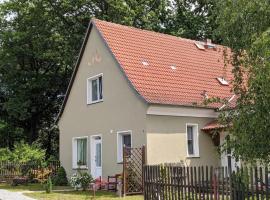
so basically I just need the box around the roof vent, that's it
[170,65,177,70]
[205,39,216,49]
[217,77,229,85]
[195,42,206,50]
[195,39,216,50]
[142,61,149,66]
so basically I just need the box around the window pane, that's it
[77,138,87,166]
[187,127,193,140]
[98,76,103,100]
[188,141,194,155]
[123,134,131,147]
[96,143,101,167]
[187,126,194,155]
[92,79,98,101]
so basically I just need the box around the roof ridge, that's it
[92,18,221,46]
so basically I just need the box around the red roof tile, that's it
[201,120,225,131]
[93,19,234,108]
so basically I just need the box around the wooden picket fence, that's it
[0,160,60,182]
[144,165,270,200]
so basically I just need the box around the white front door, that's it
[91,136,102,179]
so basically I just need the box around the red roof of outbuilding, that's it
[201,120,225,131]
[93,19,234,108]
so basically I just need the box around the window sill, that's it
[87,99,103,105]
[72,166,88,170]
[186,155,200,158]
[117,162,123,164]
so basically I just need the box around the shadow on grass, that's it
[52,190,117,197]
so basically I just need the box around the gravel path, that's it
[0,189,36,200]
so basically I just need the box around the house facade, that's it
[57,19,236,179]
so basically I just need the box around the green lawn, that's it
[0,183,143,200]
[0,183,72,192]
[25,191,143,200]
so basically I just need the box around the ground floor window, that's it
[117,131,132,163]
[186,124,199,157]
[72,137,88,168]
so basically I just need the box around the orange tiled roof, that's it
[93,19,234,108]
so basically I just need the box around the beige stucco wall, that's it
[146,114,219,167]
[58,26,148,178]
[58,25,221,180]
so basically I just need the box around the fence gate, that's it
[123,146,146,196]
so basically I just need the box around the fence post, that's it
[213,168,218,200]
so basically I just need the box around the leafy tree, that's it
[216,0,270,163]
[0,0,218,157]
[165,0,219,40]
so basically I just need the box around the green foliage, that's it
[52,167,68,186]
[70,170,93,191]
[0,148,12,161]
[45,176,52,193]
[0,141,45,163]
[0,0,219,156]
[217,0,270,163]
[79,172,93,191]
[167,0,219,40]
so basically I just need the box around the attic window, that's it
[195,42,205,50]
[217,77,229,86]
[142,61,149,66]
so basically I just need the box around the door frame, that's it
[90,134,102,178]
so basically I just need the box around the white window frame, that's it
[117,130,132,163]
[72,136,89,169]
[87,73,103,104]
[186,123,200,158]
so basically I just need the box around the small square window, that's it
[87,74,103,104]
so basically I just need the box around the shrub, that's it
[52,167,68,186]
[70,173,81,190]
[0,141,45,163]
[69,171,93,191]
[45,176,53,193]
[0,148,12,161]
[80,172,93,191]
[11,141,46,163]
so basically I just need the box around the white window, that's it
[72,137,88,168]
[87,74,103,104]
[186,124,199,157]
[117,131,132,163]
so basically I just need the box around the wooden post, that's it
[213,168,218,200]
[142,145,146,193]
[122,145,126,197]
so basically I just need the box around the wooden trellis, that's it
[123,146,146,196]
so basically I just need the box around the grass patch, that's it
[25,191,143,200]
[0,183,72,192]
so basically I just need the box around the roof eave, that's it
[55,20,94,124]
[56,19,149,124]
